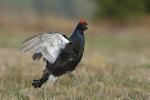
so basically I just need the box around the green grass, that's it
[0,31,150,100]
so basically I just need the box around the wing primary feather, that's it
[21,39,40,50]
[20,41,41,52]
[22,37,40,47]
[20,35,42,52]
[21,43,40,52]
[23,34,40,43]
[20,33,70,64]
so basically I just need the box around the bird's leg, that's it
[32,69,51,88]
[47,75,58,85]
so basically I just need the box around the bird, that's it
[20,19,88,88]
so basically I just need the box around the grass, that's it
[0,27,150,100]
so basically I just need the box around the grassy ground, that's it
[0,26,150,100]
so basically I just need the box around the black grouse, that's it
[20,19,88,88]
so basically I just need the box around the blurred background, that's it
[0,0,150,99]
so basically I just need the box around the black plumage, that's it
[25,19,88,88]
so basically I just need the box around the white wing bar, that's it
[20,33,70,63]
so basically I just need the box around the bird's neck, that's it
[70,29,85,51]
[70,29,84,39]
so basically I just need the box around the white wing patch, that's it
[20,33,70,63]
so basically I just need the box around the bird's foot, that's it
[32,80,42,88]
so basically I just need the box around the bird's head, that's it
[77,18,88,32]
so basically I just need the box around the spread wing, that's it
[20,32,70,64]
